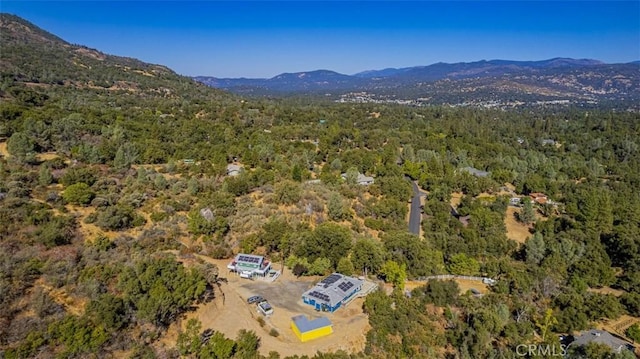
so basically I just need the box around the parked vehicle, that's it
[257,301,274,315]
[247,295,264,304]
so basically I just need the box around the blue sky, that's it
[3,1,639,77]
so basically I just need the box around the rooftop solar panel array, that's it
[308,291,330,302]
[238,255,260,263]
[302,273,364,309]
[338,281,354,292]
[321,274,341,287]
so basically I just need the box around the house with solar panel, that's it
[301,273,363,312]
[227,253,272,279]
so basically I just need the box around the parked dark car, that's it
[247,295,264,304]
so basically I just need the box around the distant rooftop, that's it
[571,329,635,354]
[340,172,375,185]
[460,166,490,178]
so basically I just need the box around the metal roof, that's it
[302,273,363,308]
[460,166,490,178]
[291,315,332,333]
[571,329,635,353]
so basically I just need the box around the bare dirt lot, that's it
[505,207,533,244]
[163,259,370,357]
[588,286,625,297]
[0,141,8,158]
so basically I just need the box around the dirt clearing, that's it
[450,192,463,208]
[162,259,370,357]
[0,141,8,158]
[588,286,625,297]
[505,207,532,244]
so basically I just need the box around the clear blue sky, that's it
[3,1,639,78]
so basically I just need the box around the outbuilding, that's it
[290,315,333,342]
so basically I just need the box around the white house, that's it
[227,253,272,278]
[341,172,375,185]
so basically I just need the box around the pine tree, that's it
[519,197,536,224]
[38,165,53,186]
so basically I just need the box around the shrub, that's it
[337,257,355,276]
[62,183,94,205]
[626,323,640,343]
[35,216,76,248]
[93,205,145,231]
[274,180,301,205]
[292,263,308,277]
[308,257,331,276]
[269,328,279,337]
[60,167,97,186]
[150,211,168,222]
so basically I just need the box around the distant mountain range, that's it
[195,58,640,108]
[2,11,637,110]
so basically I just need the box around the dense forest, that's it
[1,13,640,359]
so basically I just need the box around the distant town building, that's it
[302,273,363,312]
[529,192,549,204]
[227,253,272,279]
[199,207,214,222]
[226,163,243,176]
[340,172,375,185]
[290,315,333,342]
[460,166,490,178]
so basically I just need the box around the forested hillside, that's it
[1,13,640,359]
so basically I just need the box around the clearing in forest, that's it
[0,141,9,158]
[504,207,533,244]
[450,192,463,208]
[161,259,370,357]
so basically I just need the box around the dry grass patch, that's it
[66,205,118,242]
[450,192,463,208]
[36,152,60,161]
[454,279,490,295]
[34,278,87,316]
[587,286,625,297]
[505,207,533,244]
[0,141,9,158]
